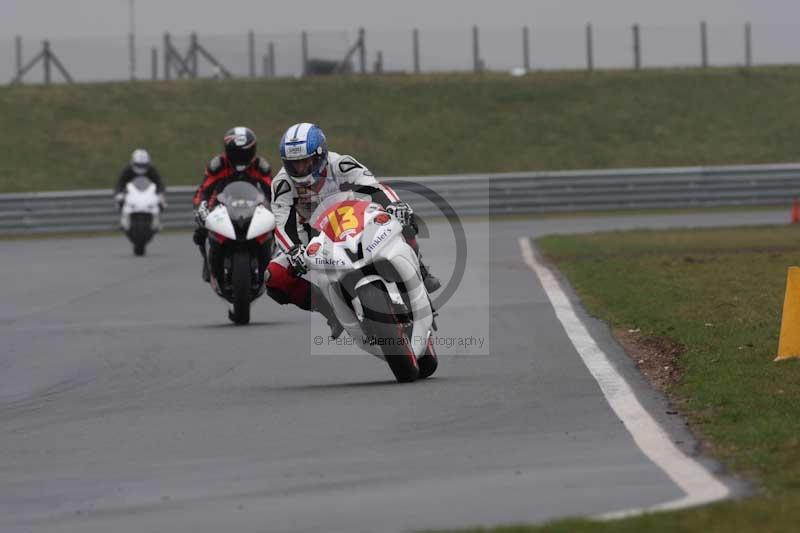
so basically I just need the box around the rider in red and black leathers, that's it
[192,127,273,281]
[191,154,272,209]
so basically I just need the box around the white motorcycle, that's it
[120,176,162,256]
[305,191,438,383]
[204,181,276,325]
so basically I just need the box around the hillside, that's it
[3,68,800,192]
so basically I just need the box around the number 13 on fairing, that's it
[327,206,359,238]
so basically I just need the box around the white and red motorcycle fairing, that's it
[204,181,276,325]
[304,191,437,382]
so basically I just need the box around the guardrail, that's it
[2,163,800,234]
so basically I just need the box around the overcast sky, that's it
[3,0,800,39]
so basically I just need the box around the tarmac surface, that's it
[0,210,782,533]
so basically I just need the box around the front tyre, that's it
[129,213,153,256]
[418,338,438,379]
[357,282,419,383]
[230,249,251,325]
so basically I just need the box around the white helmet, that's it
[131,149,151,175]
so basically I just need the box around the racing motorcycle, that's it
[120,176,162,256]
[204,182,275,325]
[305,191,438,383]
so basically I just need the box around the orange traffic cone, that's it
[777,267,800,360]
[792,198,800,225]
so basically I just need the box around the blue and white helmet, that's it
[279,123,328,186]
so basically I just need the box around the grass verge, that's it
[5,67,800,192]
[446,225,800,532]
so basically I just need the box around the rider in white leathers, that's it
[265,123,440,337]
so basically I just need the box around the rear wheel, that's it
[357,282,419,383]
[230,249,251,325]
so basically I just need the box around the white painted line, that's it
[518,236,730,519]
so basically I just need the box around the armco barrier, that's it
[2,163,800,234]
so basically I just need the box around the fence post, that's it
[745,22,752,67]
[359,27,366,74]
[163,33,171,80]
[522,26,530,71]
[129,31,136,80]
[248,30,255,78]
[301,31,308,76]
[586,23,594,72]
[374,51,383,73]
[412,28,420,74]
[190,32,199,78]
[473,25,481,73]
[15,36,22,81]
[701,20,708,68]
[43,40,51,85]
[633,24,641,70]
[269,42,276,78]
[151,47,158,80]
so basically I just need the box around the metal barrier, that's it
[2,163,800,234]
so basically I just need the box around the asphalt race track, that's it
[0,210,782,533]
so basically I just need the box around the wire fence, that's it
[5,23,800,85]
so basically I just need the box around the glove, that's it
[114,192,124,209]
[286,243,308,276]
[194,200,209,226]
[386,201,414,227]
[157,193,168,210]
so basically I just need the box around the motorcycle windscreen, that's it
[130,176,155,192]
[217,182,266,237]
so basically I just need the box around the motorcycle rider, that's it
[266,122,441,338]
[192,127,273,282]
[114,149,166,209]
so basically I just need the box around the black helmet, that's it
[224,127,257,171]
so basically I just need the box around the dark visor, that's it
[228,145,255,167]
[284,154,323,178]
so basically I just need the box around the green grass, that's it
[537,226,800,494]
[448,225,800,532]
[5,67,800,193]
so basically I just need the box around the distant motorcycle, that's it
[304,191,438,383]
[204,182,275,325]
[120,176,162,256]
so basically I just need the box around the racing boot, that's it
[406,233,441,293]
[420,261,441,293]
[194,228,211,283]
[311,285,344,339]
[202,259,210,283]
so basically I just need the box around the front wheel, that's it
[357,282,419,383]
[230,249,251,325]
[418,338,438,379]
[129,213,153,256]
